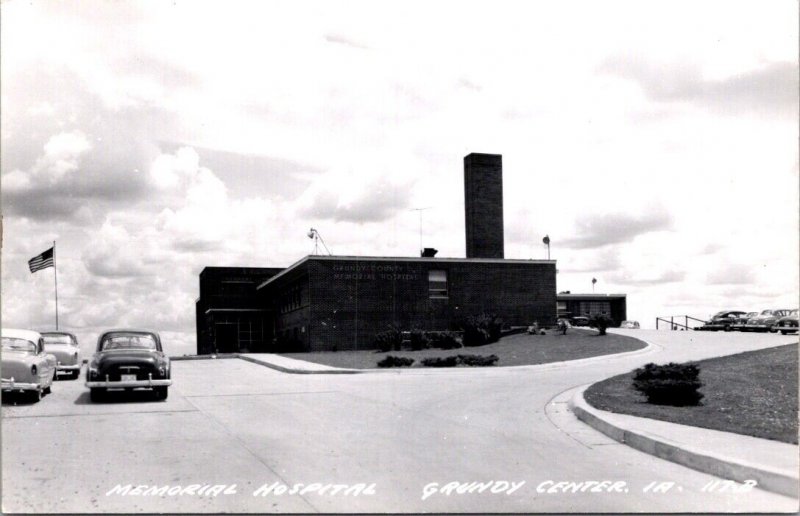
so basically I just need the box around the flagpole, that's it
[53,240,59,330]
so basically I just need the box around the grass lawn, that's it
[584,343,798,444]
[280,329,646,369]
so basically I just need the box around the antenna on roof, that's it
[307,228,332,256]
[410,207,432,255]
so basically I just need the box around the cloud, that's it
[706,263,757,285]
[560,207,673,249]
[297,164,415,224]
[608,269,686,286]
[558,248,622,273]
[598,58,798,116]
[324,33,369,50]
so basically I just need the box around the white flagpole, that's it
[53,240,59,330]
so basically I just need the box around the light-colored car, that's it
[1,329,57,402]
[86,329,172,402]
[620,320,640,329]
[773,309,799,335]
[742,309,792,332]
[41,331,82,379]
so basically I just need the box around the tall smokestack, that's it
[464,153,504,259]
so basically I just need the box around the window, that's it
[429,270,448,298]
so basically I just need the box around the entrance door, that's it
[215,323,238,353]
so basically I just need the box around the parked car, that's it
[742,309,793,332]
[731,312,758,331]
[86,329,171,402]
[570,316,590,327]
[41,331,81,379]
[772,309,799,335]
[1,329,57,402]
[620,320,640,329]
[699,310,747,332]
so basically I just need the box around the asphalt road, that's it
[2,330,797,513]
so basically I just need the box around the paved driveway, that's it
[2,330,797,512]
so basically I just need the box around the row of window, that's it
[280,286,303,313]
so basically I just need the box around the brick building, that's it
[195,152,559,354]
[258,255,555,352]
[556,293,627,326]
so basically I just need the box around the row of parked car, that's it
[697,309,799,334]
[1,328,171,403]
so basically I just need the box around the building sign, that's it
[332,263,419,282]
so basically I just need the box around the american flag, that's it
[28,247,54,273]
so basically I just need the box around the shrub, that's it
[462,313,503,347]
[409,329,430,351]
[632,362,704,406]
[377,355,415,368]
[421,356,459,367]
[457,354,499,367]
[589,314,615,335]
[374,328,402,352]
[428,331,462,350]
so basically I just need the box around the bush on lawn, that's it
[462,313,503,347]
[377,355,415,368]
[421,354,499,367]
[409,329,430,351]
[457,354,499,367]
[374,327,403,352]
[421,356,459,367]
[589,314,615,335]
[428,331,462,350]
[632,362,704,406]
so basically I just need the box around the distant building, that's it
[556,293,627,326]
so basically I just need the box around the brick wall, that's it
[464,153,504,259]
[304,257,556,351]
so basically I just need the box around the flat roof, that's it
[557,293,627,299]
[257,254,556,290]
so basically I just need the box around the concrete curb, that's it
[237,354,362,375]
[569,384,799,499]
[170,353,362,374]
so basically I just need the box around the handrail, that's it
[656,315,708,330]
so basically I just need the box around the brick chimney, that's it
[464,153,504,259]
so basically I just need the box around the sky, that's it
[1,0,798,357]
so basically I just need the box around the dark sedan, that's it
[699,310,747,332]
[85,329,171,402]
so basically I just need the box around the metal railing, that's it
[656,315,707,331]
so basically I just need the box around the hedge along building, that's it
[196,153,557,354]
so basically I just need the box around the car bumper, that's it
[56,363,81,372]
[86,378,172,388]
[742,324,773,331]
[1,378,41,392]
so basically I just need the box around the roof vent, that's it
[421,248,438,258]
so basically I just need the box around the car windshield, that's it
[43,335,73,345]
[791,310,799,316]
[100,334,157,351]
[760,310,775,316]
[2,337,36,353]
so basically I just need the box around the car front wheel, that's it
[90,388,105,402]
[154,387,168,400]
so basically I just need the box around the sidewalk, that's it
[569,384,799,499]
[238,353,362,374]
